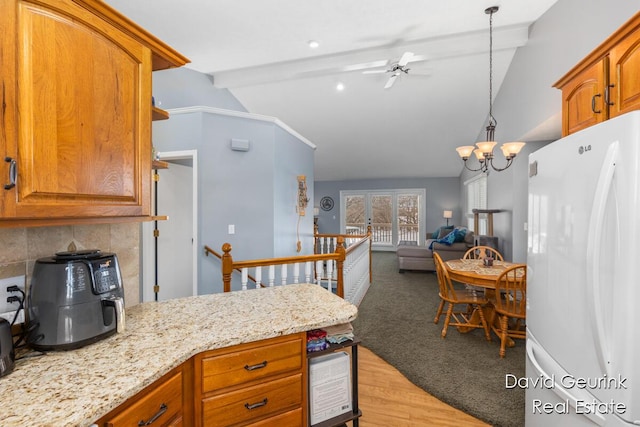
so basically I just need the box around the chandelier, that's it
[456,6,525,173]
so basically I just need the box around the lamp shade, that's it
[443,210,453,219]
[501,141,526,156]
[456,146,475,158]
[476,140,497,153]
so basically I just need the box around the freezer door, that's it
[527,111,640,424]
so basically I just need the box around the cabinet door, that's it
[609,25,640,118]
[1,0,152,219]
[560,58,608,136]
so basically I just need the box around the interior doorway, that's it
[142,150,198,302]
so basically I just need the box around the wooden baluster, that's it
[293,263,300,284]
[241,268,248,291]
[319,237,325,254]
[255,266,262,289]
[281,264,287,286]
[315,260,323,286]
[268,265,275,287]
[331,236,337,253]
[305,261,312,283]
[221,243,233,293]
[325,258,333,292]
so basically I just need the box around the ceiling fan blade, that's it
[408,54,428,63]
[397,52,414,67]
[384,74,398,89]
[362,69,389,74]
[342,59,389,72]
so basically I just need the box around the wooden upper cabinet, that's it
[609,25,640,118]
[559,58,608,136]
[555,11,640,136]
[0,0,188,224]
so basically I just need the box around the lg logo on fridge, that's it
[578,145,592,154]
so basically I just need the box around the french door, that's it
[341,189,426,250]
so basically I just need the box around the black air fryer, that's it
[27,250,125,351]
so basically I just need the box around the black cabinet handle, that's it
[244,360,268,371]
[605,84,615,106]
[4,157,16,190]
[244,398,268,410]
[138,403,167,426]
[591,93,602,114]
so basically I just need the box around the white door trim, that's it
[142,150,198,301]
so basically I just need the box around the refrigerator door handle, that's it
[586,141,618,376]
[527,337,606,426]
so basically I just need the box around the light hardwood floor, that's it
[348,346,490,427]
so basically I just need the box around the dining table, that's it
[444,258,524,342]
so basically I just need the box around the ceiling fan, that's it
[361,52,429,89]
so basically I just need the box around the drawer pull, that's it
[138,403,167,426]
[244,360,268,371]
[244,398,268,410]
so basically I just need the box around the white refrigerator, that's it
[526,111,640,426]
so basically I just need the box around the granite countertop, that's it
[0,283,357,427]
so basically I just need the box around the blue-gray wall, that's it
[151,84,315,294]
[315,177,461,237]
[153,67,247,111]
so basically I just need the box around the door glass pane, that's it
[371,195,392,245]
[345,195,366,235]
[397,194,420,243]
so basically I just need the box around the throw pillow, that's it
[431,225,454,239]
[437,225,454,239]
[429,228,460,249]
[440,230,458,245]
[452,226,467,243]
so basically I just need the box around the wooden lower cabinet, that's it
[93,362,194,427]
[93,333,308,427]
[195,332,308,427]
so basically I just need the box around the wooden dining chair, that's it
[462,246,505,294]
[433,252,491,340]
[463,245,504,261]
[492,264,527,358]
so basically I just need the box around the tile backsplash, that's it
[0,223,140,308]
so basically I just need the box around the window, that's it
[465,175,487,234]
[341,189,426,250]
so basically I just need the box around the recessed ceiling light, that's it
[308,40,320,49]
[336,82,345,91]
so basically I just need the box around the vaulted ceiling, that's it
[105,0,560,181]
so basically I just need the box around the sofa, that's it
[397,226,475,272]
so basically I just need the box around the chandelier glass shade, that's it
[456,6,525,173]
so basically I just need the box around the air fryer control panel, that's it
[90,257,122,294]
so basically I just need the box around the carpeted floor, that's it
[352,251,525,427]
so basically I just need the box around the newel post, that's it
[221,243,233,293]
[335,236,346,298]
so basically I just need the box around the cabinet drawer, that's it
[249,407,303,427]
[201,336,303,392]
[106,371,182,427]
[201,373,302,426]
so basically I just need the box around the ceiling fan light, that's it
[476,140,497,154]
[456,146,475,159]
[501,141,526,156]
